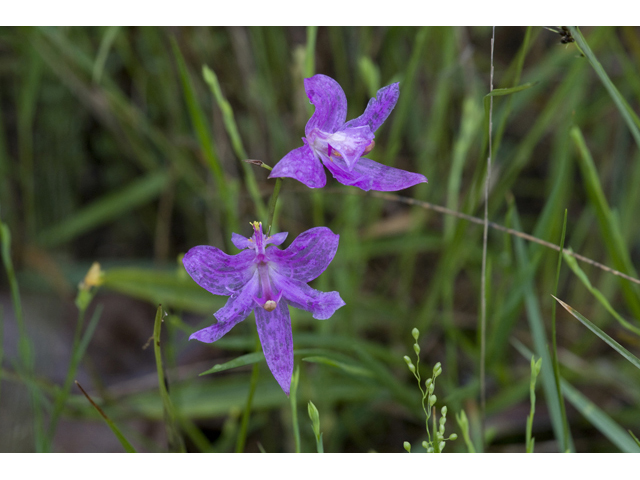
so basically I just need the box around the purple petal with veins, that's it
[269,144,326,189]
[269,227,339,283]
[189,273,259,343]
[323,156,427,192]
[304,74,347,136]
[343,83,400,133]
[267,232,288,246]
[231,233,252,250]
[254,300,293,395]
[183,246,255,295]
[272,272,345,320]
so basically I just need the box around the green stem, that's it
[48,301,103,444]
[290,365,301,453]
[0,220,45,451]
[551,209,571,452]
[47,306,86,439]
[153,305,186,452]
[267,178,283,231]
[236,336,261,452]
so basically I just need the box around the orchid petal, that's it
[343,83,400,133]
[189,272,259,343]
[269,144,327,189]
[268,227,339,283]
[326,126,375,171]
[254,300,293,395]
[266,232,288,246]
[304,74,347,136]
[213,271,259,323]
[183,246,255,296]
[323,156,427,192]
[272,272,345,320]
[231,233,253,250]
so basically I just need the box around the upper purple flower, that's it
[269,74,428,191]
[183,222,344,395]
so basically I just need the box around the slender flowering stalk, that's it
[183,222,344,394]
[270,74,427,192]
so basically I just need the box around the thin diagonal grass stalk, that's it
[325,189,640,288]
[75,381,136,453]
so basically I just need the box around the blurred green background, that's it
[1,26,640,453]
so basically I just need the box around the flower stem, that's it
[267,178,282,231]
[153,305,186,452]
[290,365,301,453]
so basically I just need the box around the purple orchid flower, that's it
[269,74,427,191]
[183,222,344,395]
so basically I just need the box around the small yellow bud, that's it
[79,262,103,290]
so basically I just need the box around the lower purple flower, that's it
[183,222,345,395]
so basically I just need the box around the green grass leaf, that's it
[552,295,640,370]
[563,250,640,336]
[302,356,374,378]
[102,267,222,314]
[75,381,136,453]
[568,26,640,151]
[37,171,169,248]
[562,380,640,453]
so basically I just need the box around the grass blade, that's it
[201,64,267,222]
[75,381,136,453]
[1,219,45,451]
[514,339,640,452]
[562,380,640,453]
[512,207,574,451]
[92,26,120,84]
[302,356,374,378]
[568,26,640,151]
[570,125,640,317]
[552,295,640,370]
[48,303,103,443]
[563,250,640,336]
[235,335,261,453]
[38,171,169,248]
[171,38,238,235]
[199,351,265,375]
[550,209,571,452]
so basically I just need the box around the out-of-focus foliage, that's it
[1,26,640,452]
